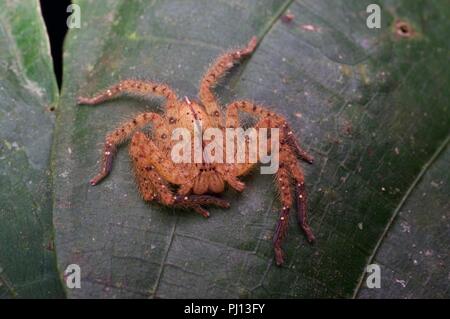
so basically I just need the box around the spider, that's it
[77,36,315,266]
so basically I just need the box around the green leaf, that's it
[357,141,449,298]
[0,0,64,298]
[53,0,449,298]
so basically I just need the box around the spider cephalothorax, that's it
[77,37,314,266]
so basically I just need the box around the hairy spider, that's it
[77,37,314,266]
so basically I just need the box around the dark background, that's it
[40,0,71,89]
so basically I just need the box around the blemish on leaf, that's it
[339,65,353,77]
[395,279,407,288]
[342,121,353,136]
[300,24,321,32]
[281,12,294,23]
[357,64,370,85]
[4,140,12,150]
[46,240,55,251]
[127,32,139,41]
[394,20,416,38]
[430,181,440,188]
[400,221,411,233]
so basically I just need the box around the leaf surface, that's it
[357,141,449,298]
[53,0,449,298]
[0,0,64,298]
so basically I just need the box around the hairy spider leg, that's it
[273,163,292,266]
[199,36,258,128]
[224,100,314,265]
[224,100,286,177]
[130,131,230,218]
[77,79,178,106]
[285,151,315,243]
[284,124,314,164]
[83,112,165,185]
[225,100,313,162]
[130,131,191,186]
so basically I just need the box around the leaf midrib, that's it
[150,0,294,297]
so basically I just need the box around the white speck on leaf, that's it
[301,24,321,32]
[400,221,411,233]
[395,279,407,288]
[59,171,69,178]
[430,181,440,188]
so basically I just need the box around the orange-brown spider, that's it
[77,37,314,266]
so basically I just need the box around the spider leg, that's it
[225,100,314,172]
[233,118,274,177]
[177,182,194,196]
[130,131,192,186]
[199,36,258,127]
[216,106,274,190]
[223,173,246,192]
[273,150,314,266]
[130,132,230,218]
[89,112,165,185]
[174,195,230,218]
[132,155,158,202]
[77,79,178,106]
[284,125,314,164]
[285,151,315,243]
[273,164,292,266]
[225,100,285,127]
[223,101,281,178]
[224,100,314,264]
